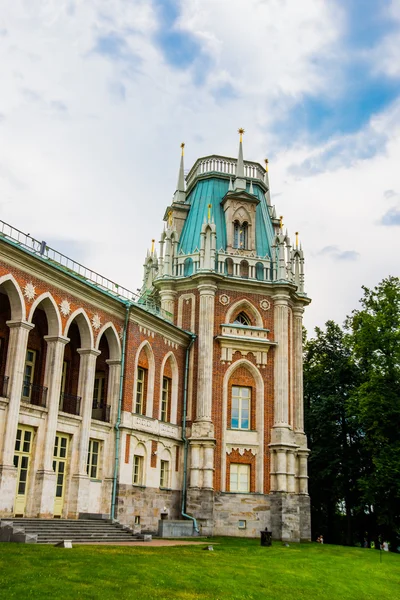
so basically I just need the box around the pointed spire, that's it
[264,158,271,206]
[234,128,246,191]
[228,177,233,191]
[295,232,299,249]
[249,180,254,195]
[173,143,186,203]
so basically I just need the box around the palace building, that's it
[0,132,311,541]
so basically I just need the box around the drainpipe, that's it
[181,333,200,533]
[111,301,132,521]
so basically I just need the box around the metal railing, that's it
[92,403,111,423]
[60,392,81,416]
[0,219,172,321]
[21,382,48,408]
[0,375,9,398]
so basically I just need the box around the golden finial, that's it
[167,210,173,227]
[295,232,299,249]
[265,158,269,172]
[279,215,284,229]
[238,127,245,143]
[181,142,185,156]
[151,239,155,253]
[207,203,212,222]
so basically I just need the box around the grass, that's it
[1,538,399,600]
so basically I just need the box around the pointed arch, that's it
[159,351,179,424]
[28,292,61,337]
[225,298,263,328]
[64,308,94,349]
[0,274,26,321]
[132,440,147,486]
[221,358,264,493]
[133,340,155,418]
[95,322,121,361]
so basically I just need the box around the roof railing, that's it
[0,219,173,320]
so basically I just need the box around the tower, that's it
[144,131,311,540]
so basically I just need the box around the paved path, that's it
[75,539,209,547]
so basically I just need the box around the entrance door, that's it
[53,434,69,517]
[13,426,35,516]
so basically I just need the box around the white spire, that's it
[234,128,246,191]
[173,143,186,203]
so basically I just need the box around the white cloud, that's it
[0,0,399,335]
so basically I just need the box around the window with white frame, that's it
[135,367,147,414]
[231,386,251,430]
[230,463,250,493]
[160,460,170,488]
[161,377,170,422]
[87,439,101,479]
[133,454,144,486]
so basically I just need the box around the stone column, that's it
[273,294,290,427]
[34,335,69,517]
[0,320,34,516]
[292,306,304,433]
[189,443,201,488]
[159,289,177,322]
[69,348,100,517]
[203,444,214,490]
[195,282,216,425]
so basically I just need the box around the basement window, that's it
[238,520,247,529]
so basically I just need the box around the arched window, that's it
[225,257,234,276]
[183,257,193,276]
[233,222,249,249]
[255,262,264,281]
[233,311,251,326]
[240,260,249,278]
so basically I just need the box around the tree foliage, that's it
[304,276,400,547]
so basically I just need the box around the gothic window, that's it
[233,221,249,249]
[233,312,251,326]
[160,460,170,488]
[255,262,264,281]
[135,367,147,415]
[225,257,234,276]
[231,386,251,430]
[240,260,249,278]
[183,257,193,276]
[133,455,144,485]
[161,376,170,422]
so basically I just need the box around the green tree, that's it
[346,276,400,544]
[304,321,362,544]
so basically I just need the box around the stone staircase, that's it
[0,517,146,544]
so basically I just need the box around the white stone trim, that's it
[221,359,264,493]
[132,340,156,419]
[28,291,62,337]
[64,308,94,349]
[225,298,263,328]
[159,351,179,424]
[94,322,122,361]
[0,274,26,320]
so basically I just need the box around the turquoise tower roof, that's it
[178,176,274,258]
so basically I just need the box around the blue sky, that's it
[0,0,399,330]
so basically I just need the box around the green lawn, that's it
[1,538,399,600]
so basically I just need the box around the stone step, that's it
[0,516,142,544]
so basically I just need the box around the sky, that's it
[1,0,399,335]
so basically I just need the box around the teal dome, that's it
[178,177,274,258]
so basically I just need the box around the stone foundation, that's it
[269,492,311,542]
[116,485,181,533]
[186,488,214,535]
[213,492,270,537]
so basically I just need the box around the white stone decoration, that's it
[259,299,271,311]
[91,314,101,330]
[219,294,230,306]
[23,282,36,302]
[118,326,124,340]
[60,300,71,317]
